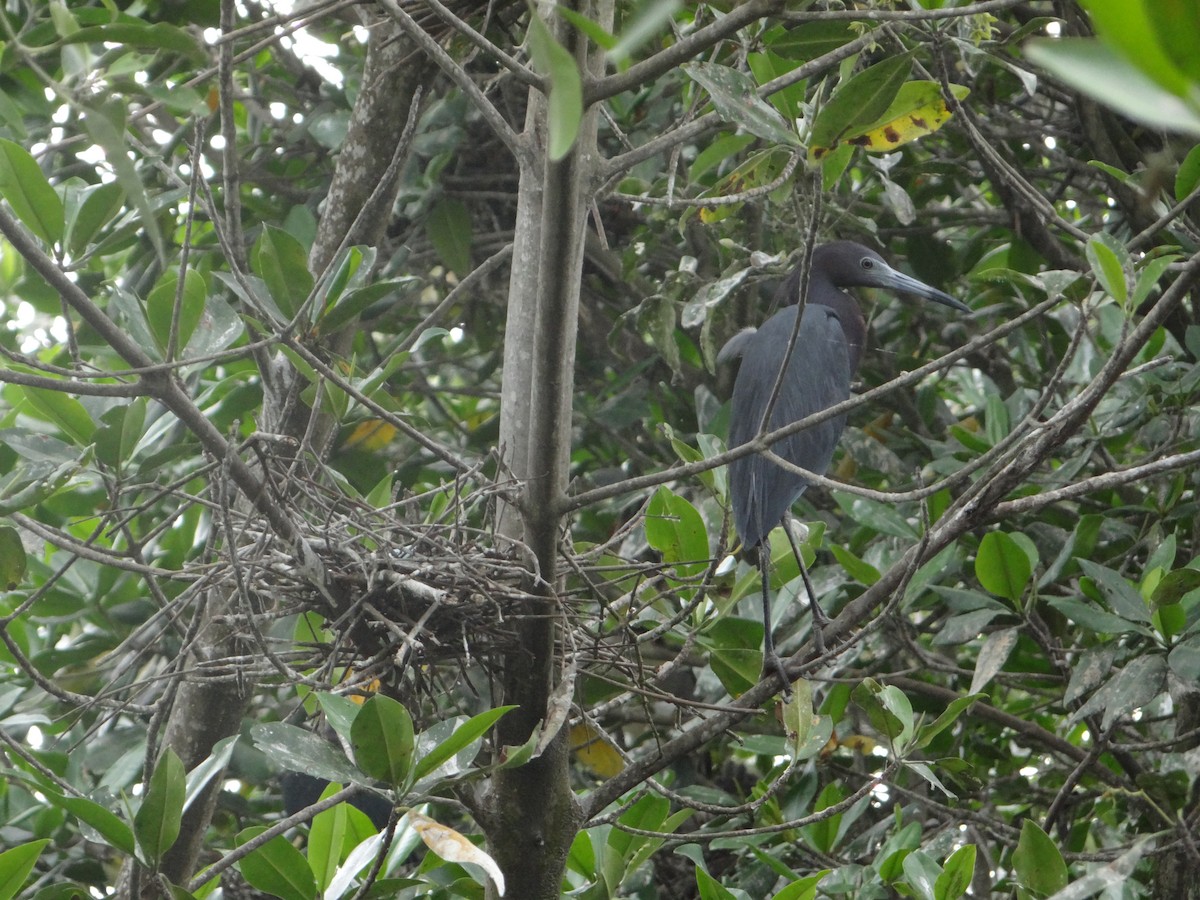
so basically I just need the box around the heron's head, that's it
[815,241,970,313]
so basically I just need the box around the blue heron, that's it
[718,240,969,695]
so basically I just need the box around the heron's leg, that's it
[759,545,793,698]
[782,517,827,654]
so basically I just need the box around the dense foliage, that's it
[0,0,1198,898]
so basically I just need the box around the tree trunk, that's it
[481,2,607,895]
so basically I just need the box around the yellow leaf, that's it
[808,82,970,159]
[569,723,625,777]
[840,734,878,754]
[845,82,970,154]
[343,419,397,452]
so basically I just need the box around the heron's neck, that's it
[812,282,866,373]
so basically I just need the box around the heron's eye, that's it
[860,258,874,270]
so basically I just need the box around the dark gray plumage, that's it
[720,240,968,693]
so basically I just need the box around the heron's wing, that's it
[717,327,758,365]
[726,306,853,548]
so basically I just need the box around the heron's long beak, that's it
[875,264,970,313]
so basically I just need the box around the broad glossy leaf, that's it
[969,627,1018,695]
[146,269,207,355]
[61,22,206,62]
[236,826,317,900]
[249,722,362,785]
[843,82,970,154]
[254,225,314,322]
[936,844,976,900]
[683,61,800,147]
[1086,232,1129,304]
[975,532,1032,602]
[772,20,856,61]
[1012,819,1067,896]
[0,839,49,900]
[1025,39,1200,137]
[21,385,95,446]
[1078,559,1151,623]
[67,181,124,256]
[0,139,64,245]
[133,749,185,864]
[1081,0,1195,91]
[1175,143,1200,201]
[350,695,415,787]
[809,55,912,162]
[900,849,940,900]
[645,486,708,581]
[412,705,515,781]
[916,693,986,750]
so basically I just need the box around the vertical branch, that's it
[484,2,610,896]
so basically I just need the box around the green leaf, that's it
[314,692,362,745]
[61,23,206,63]
[935,844,975,900]
[0,139,64,245]
[21,385,96,445]
[1131,253,1179,307]
[307,784,348,891]
[1175,143,1200,200]
[413,705,515,781]
[771,21,857,61]
[83,102,166,265]
[94,399,147,468]
[146,268,207,355]
[0,840,49,900]
[1078,559,1151,623]
[526,7,583,162]
[901,849,941,900]
[829,544,880,586]
[1168,637,1200,681]
[316,279,412,336]
[683,61,801,147]
[852,679,907,742]
[0,525,27,590]
[1150,568,1200,608]
[916,693,985,750]
[236,826,317,900]
[808,55,912,162]
[249,722,363,786]
[969,627,1019,695]
[803,782,845,855]
[1081,0,1195,91]
[645,486,709,582]
[769,871,830,900]
[254,225,314,322]
[350,695,415,787]
[1011,819,1068,896]
[1025,39,1200,137]
[695,866,738,900]
[556,6,616,51]
[67,181,124,256]
[698,616,762,697]
[1085,232,1129,304]
[41,792,136,857]
[426,198,473,274]
[974,532,1033,602]
[133,749,185,865]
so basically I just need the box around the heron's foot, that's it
[764,651,793,699]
